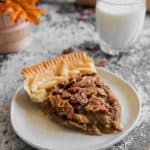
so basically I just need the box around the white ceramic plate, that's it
[10,68,140,150]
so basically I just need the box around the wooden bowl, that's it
[76,0,96,6]
[147,0,150,12]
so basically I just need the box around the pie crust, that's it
[22,52,96,103]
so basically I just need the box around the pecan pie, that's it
[22,52,121,135]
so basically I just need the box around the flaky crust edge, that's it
[22,52,96,80]
[21,52,97,103]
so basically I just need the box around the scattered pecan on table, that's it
[82,9,93,16]
[84,42,98,51]
[76,8,94,21]
[76,15,87,21]
[96,58,108,67]
[62,48,74,54]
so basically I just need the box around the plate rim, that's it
[10,68,141,150]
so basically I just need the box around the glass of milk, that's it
[96,0,146,55]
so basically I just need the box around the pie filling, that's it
[42,73,121,135]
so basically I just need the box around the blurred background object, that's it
[76,0,150,12]
[76,0,96,6]
[36,0,150,11]
[0,14,31,53]
[96,0,146,55]
[0,0,45,53]
[147,0,150,11]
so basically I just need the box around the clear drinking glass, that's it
[96,0,146,55]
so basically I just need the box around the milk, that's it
[96,0,146,51]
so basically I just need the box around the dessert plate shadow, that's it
[10,68,141,150]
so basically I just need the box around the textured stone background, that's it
[0,2,150,150]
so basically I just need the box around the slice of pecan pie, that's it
[22,52,121,135]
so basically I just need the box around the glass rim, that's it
[97,0,146,5]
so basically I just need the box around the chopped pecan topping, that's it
[68,86,82,93]
[75,93,88,105]
[49,95,74,119]
[61,91,72,99]
[72,75,97,88]
[69,121,87,131]
[73,114,89,124]
[85,97,110,113]
[97,88,107,97]
[46,73,121,135]
[81,86,97,96]
[87,125,102,135]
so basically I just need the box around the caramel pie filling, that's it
[42,73,121,135]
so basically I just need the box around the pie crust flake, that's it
[22,52,121,135]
